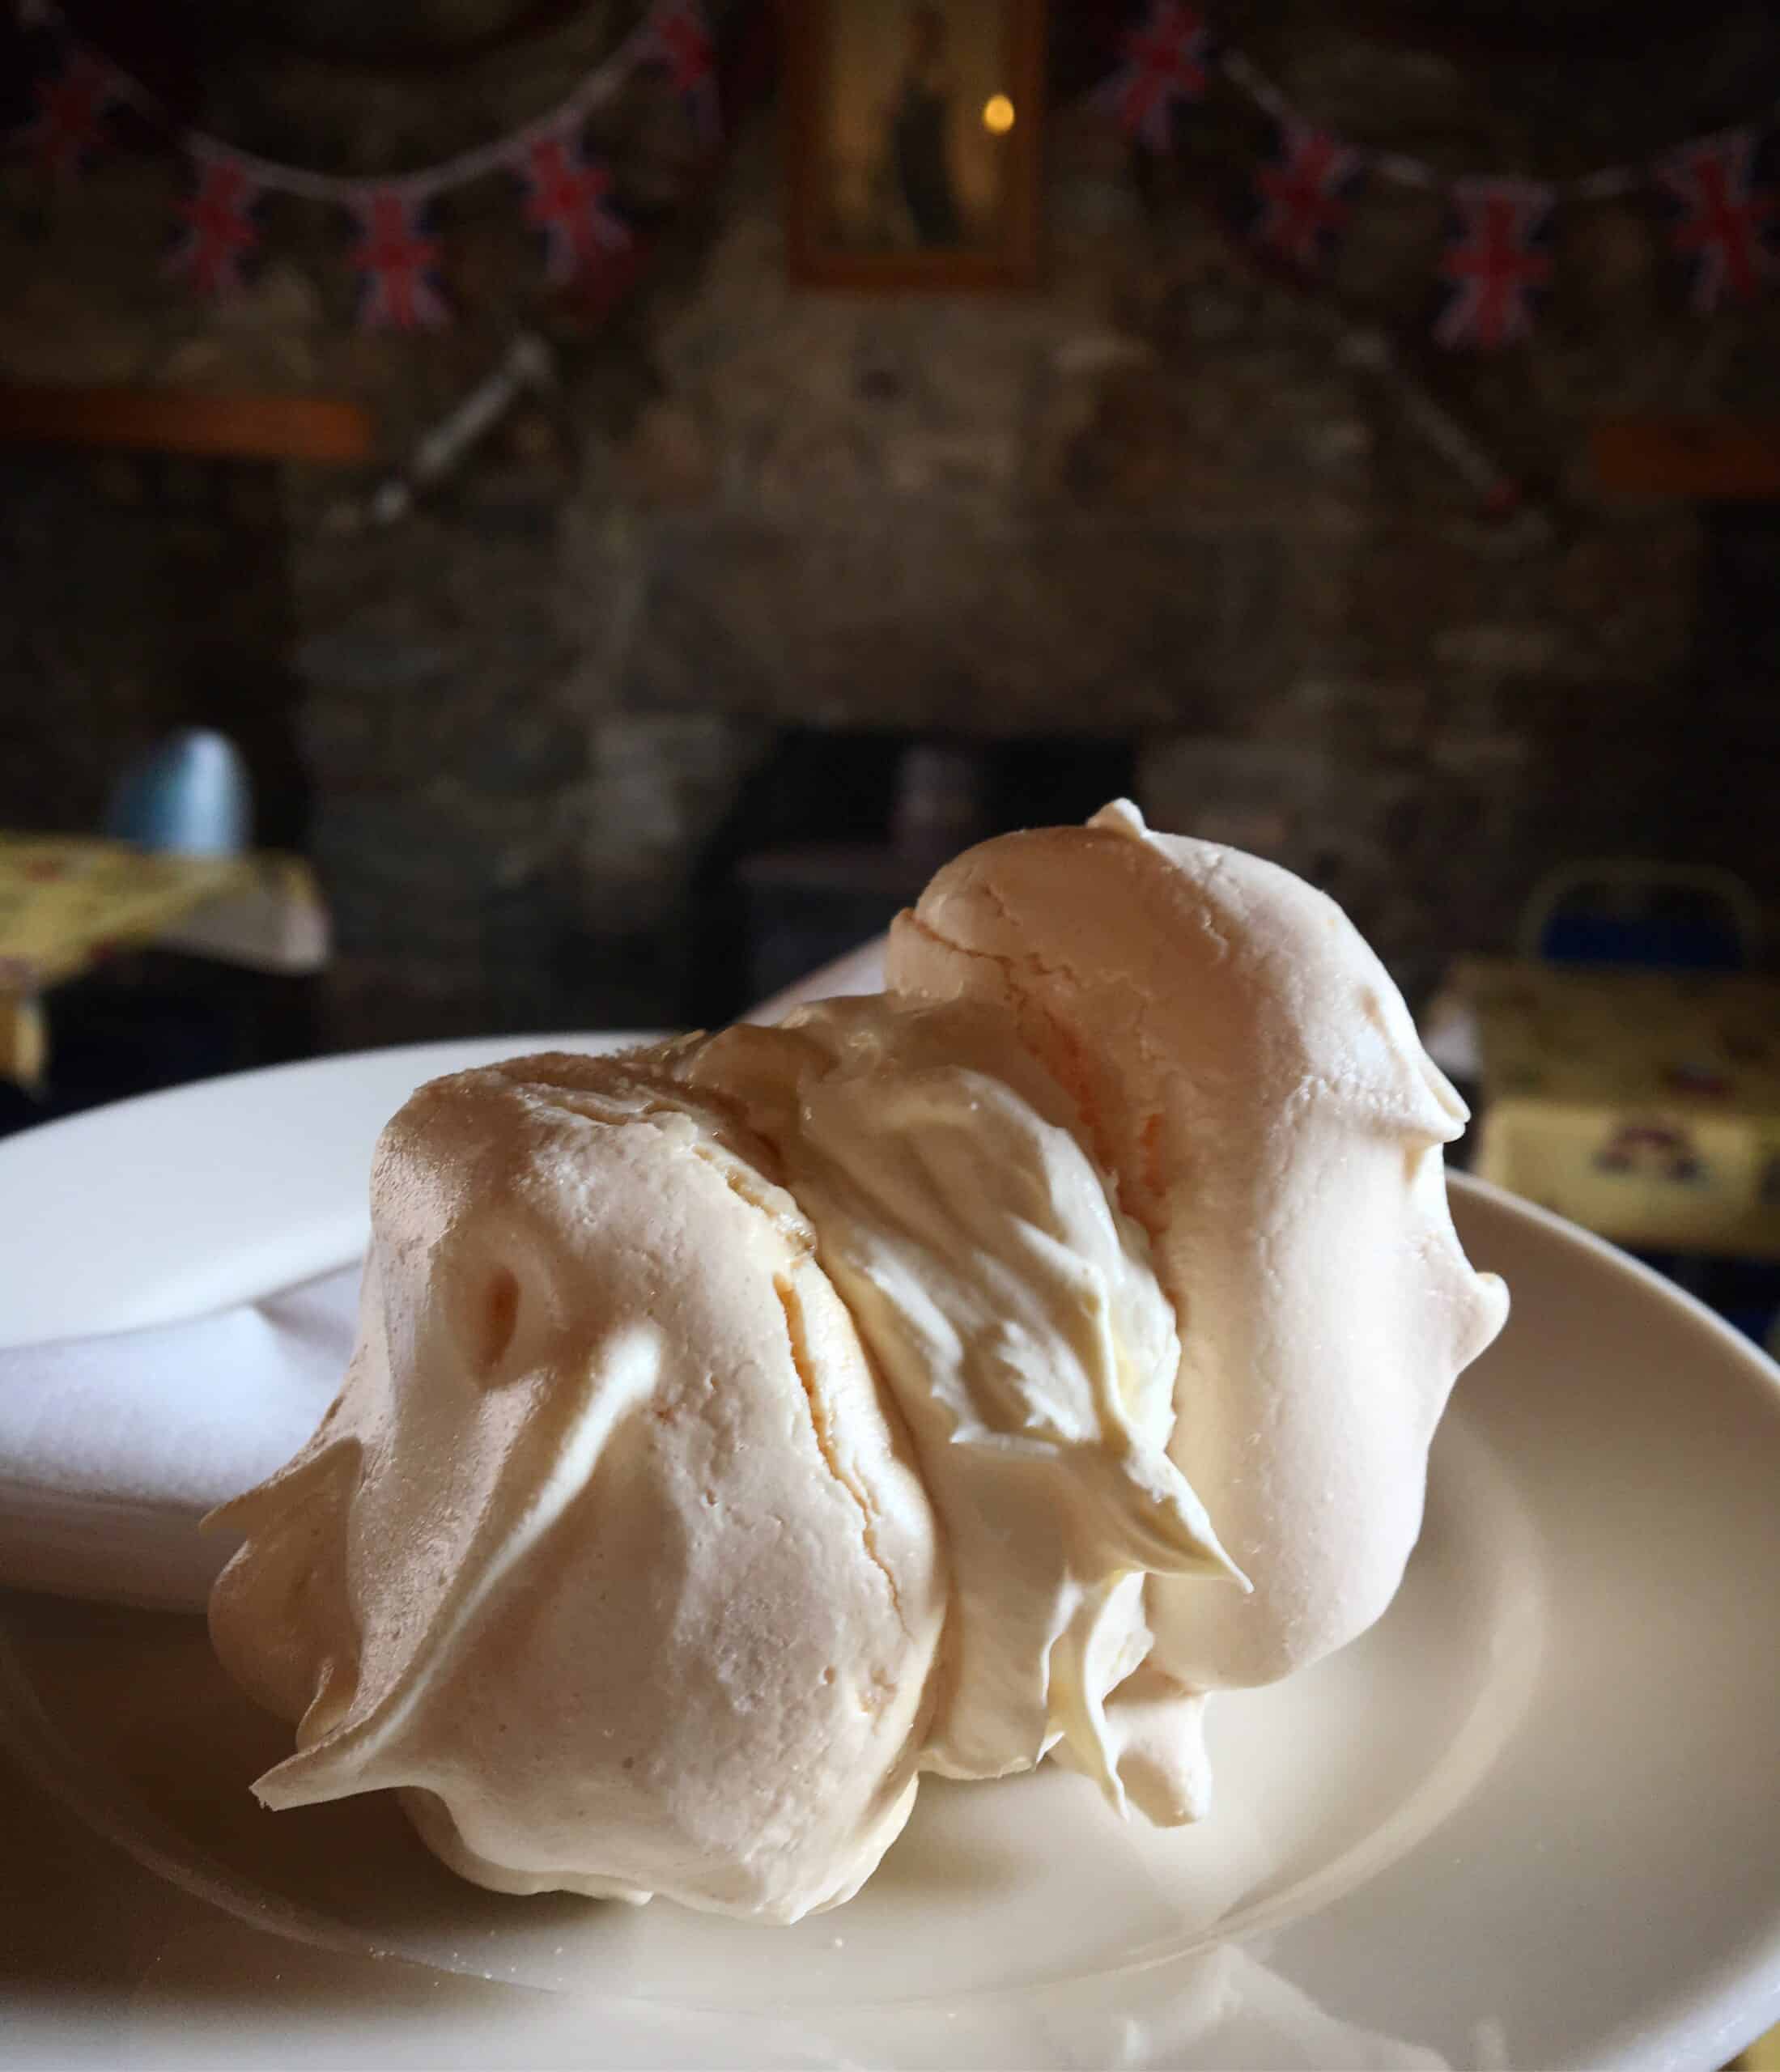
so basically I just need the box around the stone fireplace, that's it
[3,1,1775,1055]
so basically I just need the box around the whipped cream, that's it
[686,1000,1241,1820]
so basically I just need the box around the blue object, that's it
[104,729,253,858]
[1537,912,1747,971]
[1520,862,1759,973]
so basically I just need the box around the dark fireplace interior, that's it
[689,732,1136,1021]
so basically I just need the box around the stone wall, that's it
[3,2,1777,1044]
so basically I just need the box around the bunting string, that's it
[13,0,699,205]
[1106,1,1778,346]
[7,0,717,327]
[7,0,1777,348]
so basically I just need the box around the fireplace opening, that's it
[688,731,1136,1025]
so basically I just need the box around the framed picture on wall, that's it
[784,0,1045,290]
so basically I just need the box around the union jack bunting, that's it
[348,189,450,330]
[648,0,720,150]
[1251,117,1364,272]
[1655,128,1778,312]
[166,154,262,297]
[12,41,118,180]
[1097,2,1213,153]
[516,128,631,287]
[1432,178,1554,350]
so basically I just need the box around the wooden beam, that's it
[1593,417,1780,499]
[0,385,376,464]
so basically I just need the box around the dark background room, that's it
[3,0,1778,1327]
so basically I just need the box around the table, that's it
[0,834,328,1089]
[1439,956,1780,1259]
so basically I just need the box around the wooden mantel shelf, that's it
[0,384,375,463]
[1593,417,1780,499]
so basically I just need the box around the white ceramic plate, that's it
[3,1039,1780,2072]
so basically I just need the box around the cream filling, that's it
[686,998,1244,1819]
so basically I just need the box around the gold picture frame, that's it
[784,0,1045,291]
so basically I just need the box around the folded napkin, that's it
[0,1265,360,1611]
[0,939,889,1614]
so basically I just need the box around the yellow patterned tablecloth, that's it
[1454,956,1780,1258]
[0,836,325,1089]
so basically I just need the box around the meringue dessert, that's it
[209,801,1507,1922]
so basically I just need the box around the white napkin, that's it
[0,939,889,1614]
[0,1265,360,1611]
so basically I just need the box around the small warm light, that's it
[982,94,1016,135]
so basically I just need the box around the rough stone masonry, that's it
[2,0,1775,1043]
